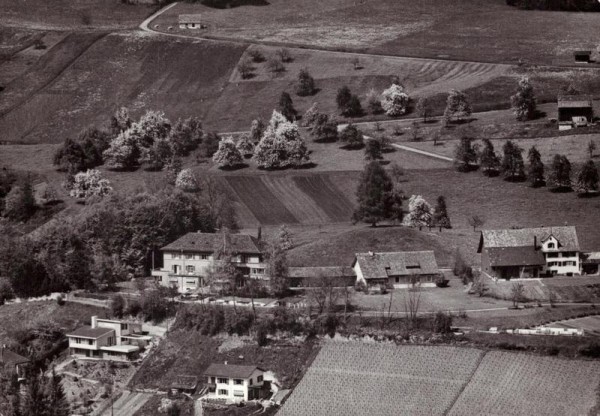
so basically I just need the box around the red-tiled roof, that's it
[487,247,546,267]
[353,251,440,280]
[67,326,114,339]
[0,348,30,366]
[204,363,263,379]
[161,232,261,254]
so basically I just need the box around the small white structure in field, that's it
[179,14,203,29]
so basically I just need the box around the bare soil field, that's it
[0,33,246,144]
[153,0,600,65]
[280,342,600,416]
[0,0,155,30]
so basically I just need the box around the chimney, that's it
[91,316,98,328]
[257,226,262,241]
[534,235,537,250]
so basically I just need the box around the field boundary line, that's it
[443,349,488,416]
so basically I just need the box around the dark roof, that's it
[479,226,580,252]
[574,50,592,55]
[353,251,439,280]
[161,232,261,254]
[0,348,30,366]
[170,375,199,390]
[204,364,264,379]
[178,14,202,24]
[288,266,355,279]
[67,326,114,339]
[487,247,546,267]
[557,95,593,109]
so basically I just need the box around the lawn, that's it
[153,0,600,65]
[0,33,246,144]
[0,0,156,30]
[448,351,600,416]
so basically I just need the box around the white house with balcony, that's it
[478,226,582,279]
[152,232,266,293]
[204,363,268,402]
[66,316,151,361]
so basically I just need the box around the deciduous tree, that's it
[548,154,572,191]
[213,136,244,168]
[576,160,599,195]
[311,113,338,142]
[479,138,500,176]
[381,84,409,116]
[527,146,545,187]
[366,88,383,114]
[511,76,537,121]
[253,111,310,169]
[69,169,112,199]
[501,140,525,181]
[454,137,477,172]
[296,68,316,96]
[339,124,364,149]
[175,168,200,192]
[364,139,383,161]
[403,195,433,228]
[443,89,472,124]
[416,97,432,123]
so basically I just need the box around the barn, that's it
[557,95,594,129]
[178,14,203,30]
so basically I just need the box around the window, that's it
[201,254,209,260]
[210,377,216,384]
[547,253,558,258]
[547,243,555,249]
[233,390,244,397]
[234,379,243,385]
[88,339,94,345]
[185,253,193,259]
[395,277,400,283]
[121,323,128,330]
[257,375,263,382]
[186,265,195,273]
[173,253,181,259]
[217,378,229,384]
[218,389,228,396]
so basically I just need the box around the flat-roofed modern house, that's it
[178,14,203,29]
[152,232,265,293]
[66,316,151,361]
[352,251,442,289]
[478,226,581,279]
[0,346,30,380]
[204,363,269,402]
[557,95,594,130]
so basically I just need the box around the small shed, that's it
[557,95,594,129]
[170,375,199,394]
[178,14,203,30]
[574,50,592,63]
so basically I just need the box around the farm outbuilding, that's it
[574,50,592,63]
[288,266,355,288]
[557,95,594,130]
[179,14,203,29]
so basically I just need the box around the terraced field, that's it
[279,342,600,416]
[223,173,354,226]
[449,351,600,416]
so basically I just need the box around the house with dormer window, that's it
[478,226,581,279]
[152,232,265,293]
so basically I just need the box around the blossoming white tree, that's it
[402,195,433,227]
[381,84,410,116]
[69,169,112,199]
[175,168,200,192]
[213,136,243,168]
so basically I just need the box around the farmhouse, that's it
[66,316,151,361]
[204,363,269,402]
[288,266,355,288]
[152,232,265,293]
[179,14,203,29]
[478,226,581,279]
[0,346,30,380]
[352,251,442,289]
[557,95,594,130]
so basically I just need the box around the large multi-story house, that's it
[152,232,265,293]
[478,226,581,279]
[204,363,269,402]
[66,316,151,361]
[352,251,442,289]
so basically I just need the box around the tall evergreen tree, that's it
[501,140,525,181]
[47,368,70,416]
[511,76,537,121]
[296,68,316,96]
[548,154,572,191]
[479,139,500,176]
[336,86,352,114]
[433,196,452,229]
[267,243,289,297]
[352,161,402,226]
[576,160,599,195]
[364,139,383,161]
[278,92,297,121]
[23,373,47,416]
[527,146,545,187]
[453,137,477,172]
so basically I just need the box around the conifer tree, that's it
[453,137,477,172]
[479,139,500,176]
[47,368,70,416]
[527,146,545,187]
[501,140,525,181]
[278,92,297,121]
[353,161,402,226]
[433,195,452,229]
[548,154,572,191]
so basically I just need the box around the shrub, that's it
[56,295,65,306]
[111,294,125,318]
[432,311,453,334]
[578,342,600,358]
[276,48,292,63]
[224,310,255,335]
[198,132,220,159]
[248,49,265,63]
[266,58,285,74]
[126,300,142,317]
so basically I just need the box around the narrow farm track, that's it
[102,391,152,416]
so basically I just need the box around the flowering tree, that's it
[102,128,140,170]
[213,137,243,168]
[235,133,255,157]
[381,84,410,116]
[175,168,200,192]
[253,111,310,169]
[69,169,112,199]
[511,76,537,121]
[403,195,432,227]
